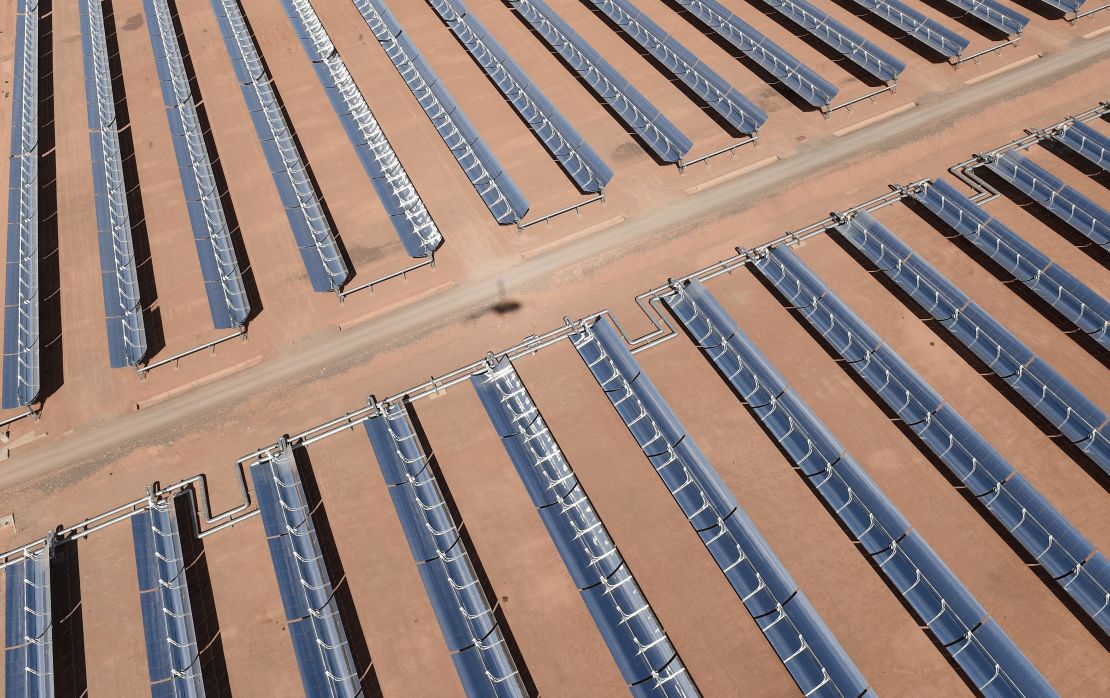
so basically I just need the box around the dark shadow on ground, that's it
[293,445,383,697]
[658,0,828,112]
[824,0,955,65]
[49,538,88,698]
[976,167,1110,270]
[1037,139,1110,190]
[661,296,983,695]
[733,0,894,87]
[1005,0,1065,21]
[36,0,63,406]
[917,0,1016,41]
[175,489,233,698]
[580,4,751,138]
[502,4,683,168]
[224,0,355,288]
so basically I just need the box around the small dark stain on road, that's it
[465,298,523,321]
[490,299,521,315]
[123,14,144,31]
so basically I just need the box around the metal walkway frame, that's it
[665,279,1056,695]
[251,440,361,697]
[760,0,906,84]
[751,243,1110,633]
[572,316,873,697]
[581,0,767,135]
[471,355,697,696]
[365,401,528,696]
[131,490,206,697]
[4,541,53,697]
[672,0,838,109]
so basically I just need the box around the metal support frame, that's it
[3,100,1103,571]
[137,327,247,380]
[947,100,1110,202]
[953,37,1021,69]
[336,255,437,302]
[676,135,759,174]
[949,156,1001,203]
[821,84,897,118]
[1,459,257,571]
[977,100,1108,161]
[1069,3,1110,22]
[515,192,606,232]
[0,407,37,429]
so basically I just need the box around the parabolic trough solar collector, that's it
[428,0,613,194]
[280,0,443,258]
[352,0,530,225]
[579,0,767,134]
[509,0,694,163]
[472,356,700,697]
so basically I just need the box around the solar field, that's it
[0,0,1107,696]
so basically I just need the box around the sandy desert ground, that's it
[0,0,1108,695]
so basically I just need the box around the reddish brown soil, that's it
[0,0,1103,440]
[0,0,1107,695]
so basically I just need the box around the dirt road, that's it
[3,35,1108,491]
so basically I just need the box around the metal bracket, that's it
[953,37,1021,69]
[137,326,247,380]
[516,192,606,233]
[337,255,436,303]
[822,84,897,118]
[677,135,759,174]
